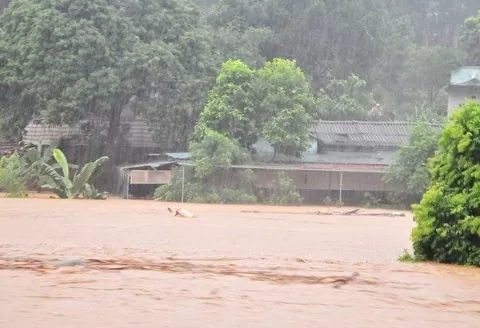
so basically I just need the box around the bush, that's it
[384,123,441,207]
[82,183,108,200]
[220,188,257,204]
[411,101,480,265]
[267,171,303,205]
[0,153,28,197]
[154,167,258,204]
[362,192,381,208]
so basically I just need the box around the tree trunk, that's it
[104,103,123,191]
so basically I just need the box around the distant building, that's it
[447,66,480,115]
[250,120,441,203]
[21,118,441,203]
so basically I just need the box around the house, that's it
[124,121,438,204]
[447,66,480,115]
[22,116,164,165]
[21,115,441,203]
[117,152,191,198]
[249,120,441,203]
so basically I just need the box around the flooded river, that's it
[0,199,479,327]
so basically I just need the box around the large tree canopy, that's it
[384,123,441,204]
[412,101,480,265]
[461,13,480,65]
[2,0,480,150]
[194,58,317,157]
[0,0,216,151]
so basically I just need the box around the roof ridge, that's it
[317,120,437,125]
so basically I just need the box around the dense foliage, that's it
[0,145,109,199]
[411,101,480,265]
[385,123,442,205]
[1,0,480,152]
[0,0,216,154]
[194,58,316,157]
[41,149,108,199]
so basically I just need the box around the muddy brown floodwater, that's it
[0,199,479,327]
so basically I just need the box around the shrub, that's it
[154,167,258,204]
[41,149,109,199]
[82,183,108,200]
[384,123,441,206]
[411,101,480,265]
[362,192,381,208]
[220,188,257,204]
[267,171,303,205]
[0,153,28,197]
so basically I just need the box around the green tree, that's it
[262,105,309,159]
[196,58,316,157]
[319,74,374,120]
[397,46,458,119]
[411,101,480,265]
[461,13,480,65]
[194,59,258,148]
[207,0,390,90]
[189,128,251,179]
[256,58,316,158]
[0,0,215,154]
[155,128,257,204]
[384,123,441,205]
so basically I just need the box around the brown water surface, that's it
[0,199,479,327]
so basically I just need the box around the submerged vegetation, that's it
[0,145,109,199]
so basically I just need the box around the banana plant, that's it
[82,183,108,200]
[41,148,109,199]
[22,142,79,191]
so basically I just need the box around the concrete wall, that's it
[448,86,480,116]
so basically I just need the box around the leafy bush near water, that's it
[0,153,28,197]
[154,168,302,205]
[384,123,441,207]
[40,148,109,199]
[0,145,109,199]
[266,171,303,205]
[412,101,480,266]
[154,167,257,204]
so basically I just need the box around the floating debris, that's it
[168,207,195,218]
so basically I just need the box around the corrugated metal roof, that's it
[23,123,83,144]
[0,142,18,155]
[164,152,191,160]
[118,161,177,171]
[23,118,440,152]
[23,118,160,148]
[450,66,480,86]
[313,121,441,148]
[253,150,395,166]
[180,162,386,173]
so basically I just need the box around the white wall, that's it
[448,86,480,116]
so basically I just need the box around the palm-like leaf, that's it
[52,149,72,189]
[72,162,96,196]
[40,162,67,188]
[72,156,108,196]
[41,184,69,199]
[37,148,108,199]
[92,156,109,170]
